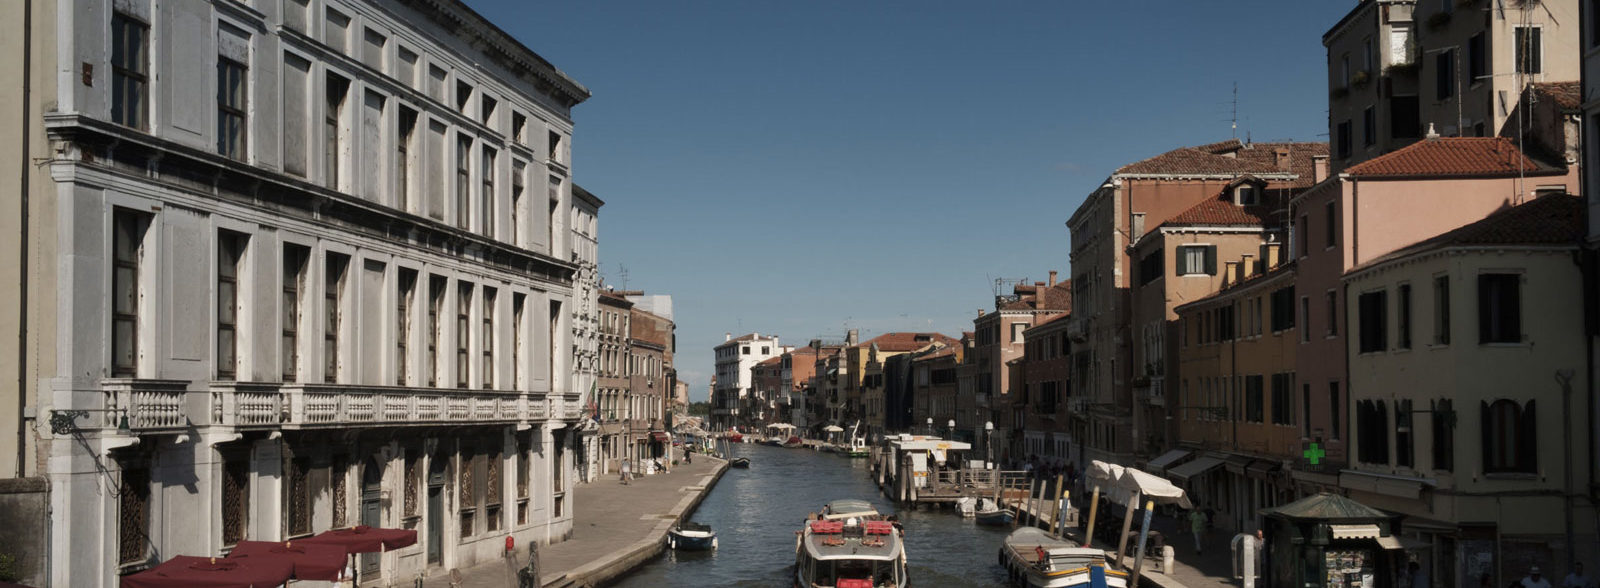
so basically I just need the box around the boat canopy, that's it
[824,499,879,519]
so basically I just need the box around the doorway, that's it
[427,453,446,565]
[360,457,383,576]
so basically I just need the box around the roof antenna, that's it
[1231,82,1239,140]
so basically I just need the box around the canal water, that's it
[614,442,1015,588]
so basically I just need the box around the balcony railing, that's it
[102,379,191,431]
[196,382,568,429]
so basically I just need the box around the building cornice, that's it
[1342,244,1576,282]
[392,0,590,108]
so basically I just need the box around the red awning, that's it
[651,432,670,442]
[300,526,418,554]
[227,540,347,582]
[120,555,292,588]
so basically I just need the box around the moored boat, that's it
[975,499,1015,526]
[784,436,805,448]
[998,527,1126,588]
[667,522,717,550]
[729,457,751,468]
[794,500,907,588]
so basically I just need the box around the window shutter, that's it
[1204,246,1217,275]
[1519,399,1537,473]
[1506,277,1522,342]
[1480,400,1492,471]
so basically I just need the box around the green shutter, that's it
[1204,246,1217,275]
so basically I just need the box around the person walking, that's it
[1189,508,1208,555]
[620,458,631,485]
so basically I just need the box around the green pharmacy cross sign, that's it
[1303,442,1326,465]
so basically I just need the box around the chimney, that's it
[1424,123,1441,141]
[725,332,731,342]
[1049,271,1058,287]
[1263,242,1282,270]
[1224,261,1239,286]
[1275,148,1291,171]
[1312,155,1330,184]
[846,329,859,346]
[1241,254,1257,279]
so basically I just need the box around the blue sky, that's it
[462,1,1353,400]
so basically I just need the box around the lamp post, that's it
[985,421,995,469]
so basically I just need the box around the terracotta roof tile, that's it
[1530,81,1581,112]
[1352,193,1582,272]
[1343,137,1555,178]
[1115,140,1328,188]
[857,332,961,352]
[1164,187,1281,228]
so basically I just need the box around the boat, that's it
[729,457,750,468]
[975,498,1015,526]
[846,437,870,458]
[794,500,907,588]
[667,522,717,550]
[784,436,805,448]
[998,527,1127,588]
[726,432,744,443]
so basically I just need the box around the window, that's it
[111,13,149,129]
[512,294,525,390]
[1358,290,1387,353]
[482,288,495,389]
[1432,398,1454,471]
[459,443,476,537]
[481,147,496,236]
[548,131,564,163]
[1177,245,1216,276]
[1434,275,1451,344]
[1011,323,1026,343]
[1358,399,1390,465]
[1435,49,1455,101]
[1336,120,1352,159]
[1324,201,1338,248]
[221,455,249,546]
[1326,291,1338,336]
[511,161,526,246]
[397,47,418,87]
[512,112,527,144]
[1244,375,1264,423]
[1329,382,1341,440]
[1515,26,1542,74]
[1138,251,1163,285]
[481,95,497,127]
[324,9,349,52]
[1467,33,1485,83]
[1271,286,1296,332]
[1302,384,1312,437]
[427,276,445,387]
[283,54,312,177]
[1299,296,1310,342]
[1270,373,1293,426]
[1362,107,1375,147]
[1397,284,1412,349]
[1593,0,1600,48]
[362,28,386,71]
[1478,273,1521,343]
[286,457,311,537]
[456,135,472,228]
[456,81,473,113]
[397,270,416,385]
[324,75,349,190]
[112,210,147,377]
[217,232,246,379]
[283,0,308,32]
[281,245,308,382]
[217,57,249,160]
[485,445,501,532]
[397,107,417,211]
[1395,399,1414,468]
[1391,96,1421,139]
[1482,398,1537,473]
[324,255,348,382]
[1235,185,1258,206]
[457,283,472,388]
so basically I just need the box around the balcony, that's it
[101,379,192,431]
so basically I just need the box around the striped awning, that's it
[1329,523,1382,540]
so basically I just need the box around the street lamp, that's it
[985,421,995,469]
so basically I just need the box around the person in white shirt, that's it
[1525,567,1554,588]
[1563,563,1591,588]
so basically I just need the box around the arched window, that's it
[1482,399,1537,474]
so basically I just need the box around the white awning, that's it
[1375,535,1403,550]
[823,425,844,432]
[1144,449,1191,473]
[1167,456,1225,482]
[1330,523,1383,540]
[1116,467,1194,509]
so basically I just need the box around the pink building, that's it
[1289,135,1577,488]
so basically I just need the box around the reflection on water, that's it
[614,443,1014,588]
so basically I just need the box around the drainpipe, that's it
[16,0,33,479]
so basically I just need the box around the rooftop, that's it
[1116,140,1327,188]
[1530,81,1581,112]
[1343,137,1559,178]
[857,332,961,352]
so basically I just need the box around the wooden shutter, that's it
[1204,246,1218,275]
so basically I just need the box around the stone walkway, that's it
[426,452,726,588]
[1015,496,1245,588]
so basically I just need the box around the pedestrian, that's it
[1525,567,1554,588]
[1565,563,1591,588]
[684,449,692,465]
[620,459,631,485]
[1188,508,1208,555]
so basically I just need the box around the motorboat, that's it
[729,457,750,468]
[846,437,870,458]
[784,436,805,448]
[998,527,1127,588]
[667,522,717,550]
[794,500,907,588]
[975,498,1015,526]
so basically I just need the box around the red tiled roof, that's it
[1028,312,1071,330]
[858,332,961,352]
[1116,148,1275,176]
[1530,81,1581,112]
[1351,193,1582,273]
[1115,140,1328,188]
[1165,189,1278,227]
[914,347,959,361]
[1343,137,1554,178]
[756,356,783,367]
